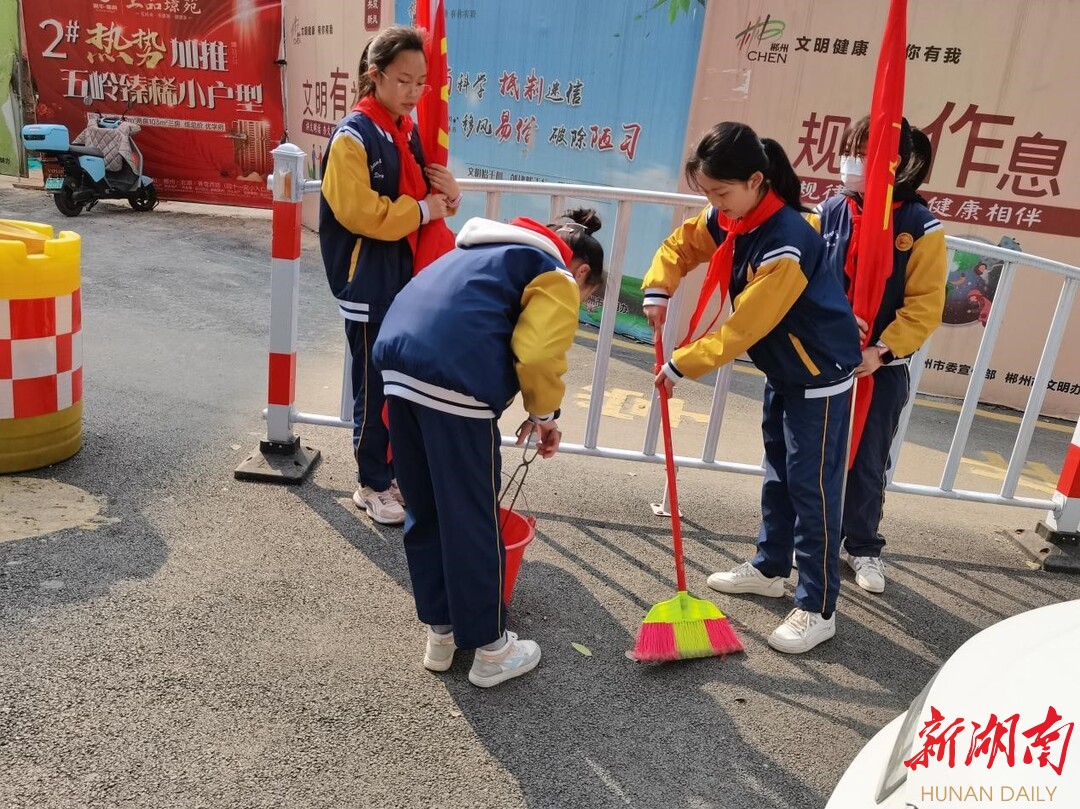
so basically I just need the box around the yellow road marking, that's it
[575,328,1073,434]
[962,451,1059,494]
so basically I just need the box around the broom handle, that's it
[654,333,687,593]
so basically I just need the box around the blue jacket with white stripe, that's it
[817,194,946,359]
[644,204,861,388]
[319,111,427,324]
[372,218,581,420]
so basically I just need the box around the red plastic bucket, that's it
[500,506,535,603]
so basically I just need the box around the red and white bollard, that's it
[235,142,321,483]
[1040,419,1080,543]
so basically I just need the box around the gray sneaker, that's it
[468,631,541,688]
[840,548,886,593]
[423,627,455,672]
[707,561,785,597]
[353,485,405,525]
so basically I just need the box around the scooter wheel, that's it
[53,186,84,217]
[128,183,158,212]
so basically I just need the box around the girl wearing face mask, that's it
[814,117,946,596]
[319,26,460,527]
[642,122,861,655]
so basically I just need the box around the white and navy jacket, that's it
[372,218,580,421]
[319,111,428,324]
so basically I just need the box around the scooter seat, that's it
[69,144,105,158]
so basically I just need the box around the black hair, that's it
[840,114,915,176]
[841,114,928,201]
[897,126,933,191]
[551,207,605,288]
[685,122,806,212]
[355,26,426,100]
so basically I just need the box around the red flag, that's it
[411,0,456,274]
[414,0,450,166]
[848,0,907,465]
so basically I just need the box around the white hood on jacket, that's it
[454,217,567,267]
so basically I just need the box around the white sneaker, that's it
[707,561,785,597]
[768,608,836,654]
[353,485,405,525]
[423,627,456,672]
[468,631,541,688]
[840,548,886,593]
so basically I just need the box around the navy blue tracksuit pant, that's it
[752,377,852,617]
[386,395,506,650]
[842,364,910,558]
[345,320,393,491]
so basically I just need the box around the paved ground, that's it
[2,186,1079,809]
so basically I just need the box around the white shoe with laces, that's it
[468,631,541,688]
[840,548,886,593]
[423,627,456,672]
[353,485,405,525]
[707,561,785,597]
[768,608,836,654]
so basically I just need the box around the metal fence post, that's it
[235,142,321,483]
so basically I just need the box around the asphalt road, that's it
[2,187,1078,809]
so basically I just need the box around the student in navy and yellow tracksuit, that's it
[372,210,606,688]
[643,122,861,654]
[817,118,946,594]
[320,26,460,526]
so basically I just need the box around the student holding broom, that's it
[642,122,861,654]
[815,118,945,594]
[372,209,605,687]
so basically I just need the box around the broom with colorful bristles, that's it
[632,333,744,662]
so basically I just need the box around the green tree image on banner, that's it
[0,0,20,176]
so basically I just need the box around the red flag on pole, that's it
[415,0,450,166]
[848,0,907,465]
[410,0,456,274]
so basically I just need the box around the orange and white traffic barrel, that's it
[0,219,82,473]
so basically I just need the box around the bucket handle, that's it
[498,436,537,533]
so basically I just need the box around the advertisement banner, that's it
[689,0,1080,418]
[23,0,285,207]
[0,0,21,175]
[396,0,707,342]
[282,0,381,229]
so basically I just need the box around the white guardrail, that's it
[243,142,1080,539]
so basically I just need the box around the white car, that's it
[827,599,1080,808]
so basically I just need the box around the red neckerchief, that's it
[355,96,426,255]
[507,217,575,267]
[353,96,455,273]
[843,194,904,301]
[681,189,786,347]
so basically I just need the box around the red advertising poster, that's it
[23,0,284,207]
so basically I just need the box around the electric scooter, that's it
[21,98,157,217]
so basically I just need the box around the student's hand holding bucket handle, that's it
[516,418,561,459]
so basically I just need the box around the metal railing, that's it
[262,171,1080,529]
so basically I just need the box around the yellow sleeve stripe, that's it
[322,132,423,242]
[511,271,580,417]
[640,207,718,298]
[671,256,808,379]
[878,227,947,357]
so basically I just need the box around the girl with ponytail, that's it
[319,25,460,526]
[641,121,861,655]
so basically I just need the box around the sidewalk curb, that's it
[1004,528,1080,574]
